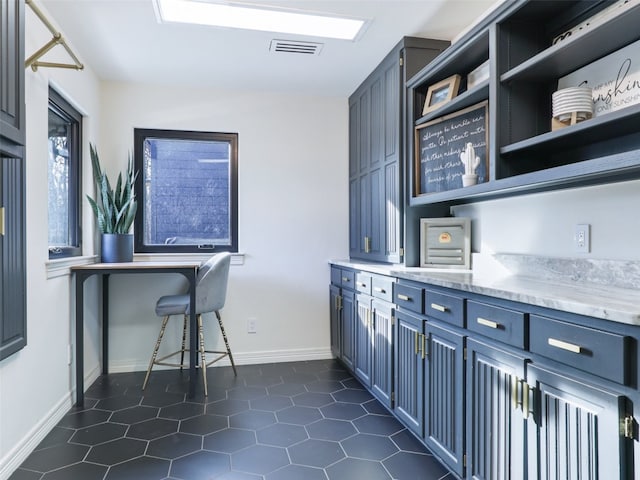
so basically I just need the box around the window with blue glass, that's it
[133,129,238,253]
[48,88,82,259]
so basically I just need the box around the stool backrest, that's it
[195,252,231,314]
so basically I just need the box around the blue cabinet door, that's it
[329,285,342,359]
[371,299,394,409]
[528,363,630,480]
[0,155,26,360]
[340,290,356,371]
[466,337,526,480]
[354,294,373,387]
[394,310,424,436]
[424,321,465,478]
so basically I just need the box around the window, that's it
[48,88,82,259]
[133,128,238,253]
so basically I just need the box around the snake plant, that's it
[86,143,138,234]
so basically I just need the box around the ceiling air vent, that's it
[270,39,323,56]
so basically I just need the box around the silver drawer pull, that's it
[548,338,582,354]
[342,277,350,282]
[397,294,411,301]
[357,282,367,288]
[430,303,447,312]
[477,317,500,329]
[374,287,386,293]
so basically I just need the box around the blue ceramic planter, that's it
[101,233,133,263]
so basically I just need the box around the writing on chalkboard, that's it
[414,101,489,195]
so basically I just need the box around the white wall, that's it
[98,82,349,370]
[452,178,640,260]
[1,11,349,480]
[0,7,103,477]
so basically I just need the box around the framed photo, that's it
[422,74,461,115]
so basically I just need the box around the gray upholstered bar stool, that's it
[142,252,237,396]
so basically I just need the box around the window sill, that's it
[46,255,99,279]
[133,252,245,266]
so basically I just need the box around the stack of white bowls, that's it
[552,86,594,124]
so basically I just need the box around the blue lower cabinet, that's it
[331,267,639,479]
[340,290,356,371]
[394,310,425,437]
[466,337,527,480]
[354,293,373,387]
[424,321,465,478]
[527,363,631,480]
[329,284,342,359]
[371,299,394,408]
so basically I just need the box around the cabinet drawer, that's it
[467,300,526,349]
[340,270,355,289]
[394,283,424,314]
[330,266,342,286]
[424,289,465,327]
[530,315,629,385]
[371,276,393,302]
[355,272,372,295]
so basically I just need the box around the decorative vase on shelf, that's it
[462,174,478,187]
[86,143,138,263]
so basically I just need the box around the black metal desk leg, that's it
[189,272,197,398]
[75,273,85,406]
[102,274,109,375]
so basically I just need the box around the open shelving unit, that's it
[406,0,640,207]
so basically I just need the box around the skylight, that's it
[154,0,366,41]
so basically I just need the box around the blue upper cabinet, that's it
[349,38,448,264]
[1,0,25,146]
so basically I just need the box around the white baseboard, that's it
[109,347,333,373]
[0,365,101,480]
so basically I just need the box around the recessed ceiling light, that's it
[154,0,366,41]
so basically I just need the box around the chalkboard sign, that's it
[414,101,489,195]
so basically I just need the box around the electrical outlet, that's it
[575,224,590,253]
[247,318,257,334]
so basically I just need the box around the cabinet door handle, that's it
[477,317,500,329]
[364,236,371,253]
[421,334,427,360]
[374,287,386,294]
[430,303,447,312]
[548,337,582,354]
[522,382,530,420]
[414,331,419,355]
[397,294,410,301]
[0,207,4,236]
[511,376,519,412]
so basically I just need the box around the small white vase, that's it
[462,174,478,187]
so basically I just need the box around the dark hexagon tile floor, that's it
[9,360,452,479]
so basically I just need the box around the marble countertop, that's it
[331,255,640,327]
